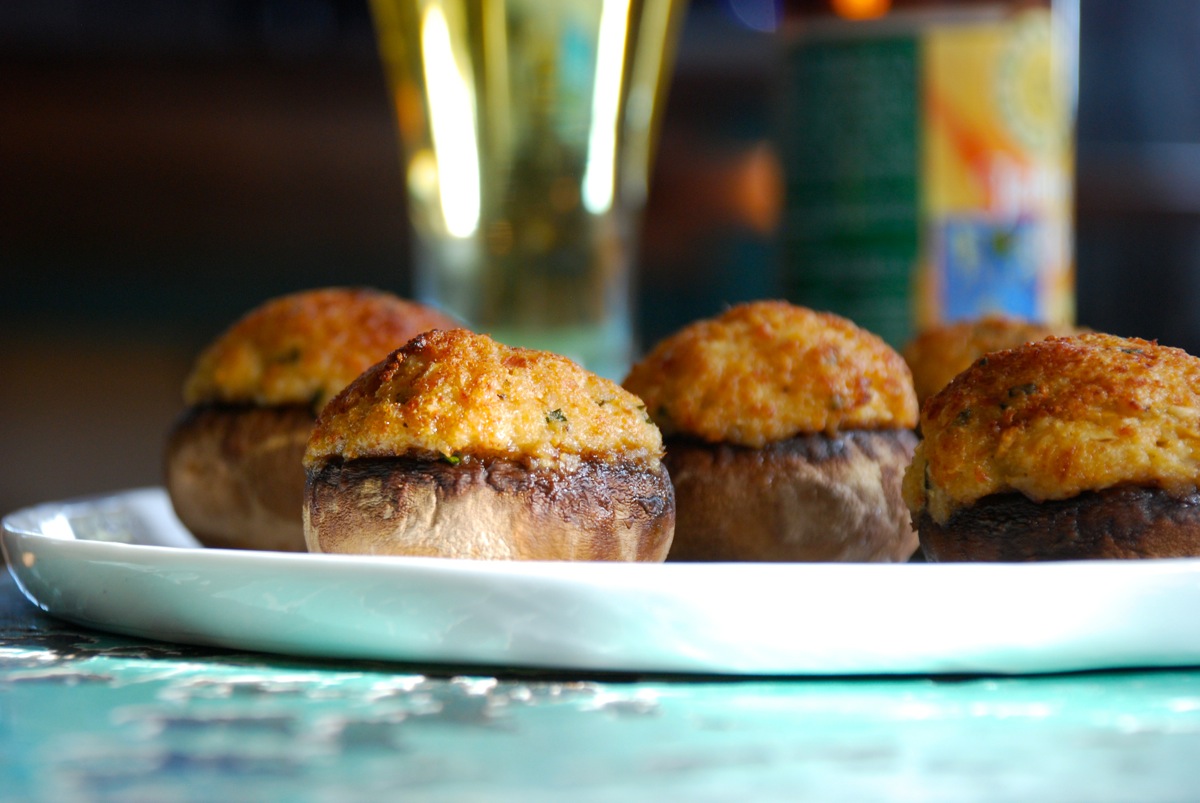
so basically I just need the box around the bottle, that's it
[776,0,1078,347]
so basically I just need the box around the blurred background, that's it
[2,0,1198,515]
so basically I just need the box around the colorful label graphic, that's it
[780,8,1074,347]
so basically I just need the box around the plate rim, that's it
[8,487,1200,676]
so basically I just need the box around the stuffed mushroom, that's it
[624,300,919,562]
[905,332,1200,561]
[165,287,459,551]
[302,328,675,561]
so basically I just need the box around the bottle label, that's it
[779,8,1074,346]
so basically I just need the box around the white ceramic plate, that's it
[6,488,1200,676]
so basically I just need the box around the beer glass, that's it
[370,0,686,379]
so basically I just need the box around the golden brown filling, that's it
[624,300,917,447]
[903,314,1079,404]
[305,329,664,471]
[184,287,458,410]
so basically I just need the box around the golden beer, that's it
[370,0,685,378]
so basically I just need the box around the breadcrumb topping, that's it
[904,333,1200,524]
[304,329,664,470]
[903,315,1079,404]
[622,300,917,447]
[184,288,459,410]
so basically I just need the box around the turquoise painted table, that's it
[3,570,1200,802]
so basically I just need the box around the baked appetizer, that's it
[302,328,674,561]
[166,287,459,552]
[623,300,919,562]
[903,315,1077,405]
[904,332,1200,561]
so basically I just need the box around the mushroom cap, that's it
[304,456,675,561]
[916,486,1200,562]
[662,430,917,562]
[166,404,313,551]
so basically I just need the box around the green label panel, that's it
[780,34,920,347]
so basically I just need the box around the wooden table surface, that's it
[3,565,1200,802]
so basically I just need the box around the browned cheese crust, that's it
[905,333,1200,524]
[303,329,673,560]
[623,300,917,447]
[306,328,664,469]
[663,431,918,562]
[903,315,1079,405]
[167,287,458,551]
[184,287,460,410]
